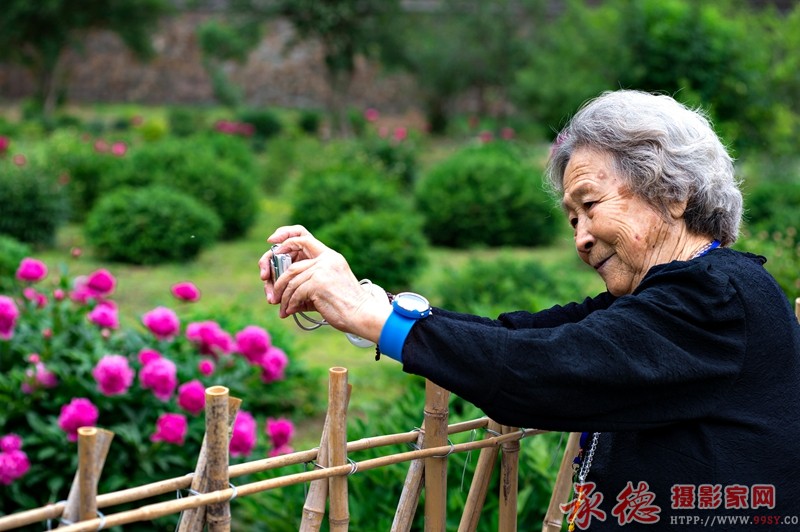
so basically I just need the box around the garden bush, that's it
[0,258,323,529]
[736,228,800,300]
[167,106,208,138]
[289,156,411,233]
[0,162,69,247]
[316,209,428,289]
[415,142,560,248]
[433,254,591,318]
[297,109,321,135]
[103,136,259,239]
[360,134,419,190]
[84,186,221,265]
[742,179,800,235]
[236,107,283,140]
[41,130,127,221]
[0,236,30,291]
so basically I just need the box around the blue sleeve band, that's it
[378,310,417,363]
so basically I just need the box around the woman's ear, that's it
[667,199,688,220]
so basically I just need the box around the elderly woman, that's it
[259,90,800,529]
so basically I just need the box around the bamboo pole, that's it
[328,367,350,531]
[391,422,426,532]
[458,419,502,532]
[60,427,114,527]
[542,432,581,532]
[178,396,241,532]
[77,428,98,523]
[0,418,491,532]
[498,425,520,531]
[423,381,450,532]
[795,297,799,322]
[300,384,352,531]
[204,386,231,532]
[54,428,546,532]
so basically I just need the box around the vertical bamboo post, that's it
[77,428,98,522]
[61,428,114,527]
[795,297,799,322]
[423,380,450,532]
[178,397,242,532]
[457,419,502,532]
[392,422,427,532]
[542,432,581,532]
[205,386,231,532]
[301,384,352,531]
[328,367,350,531]
[498,425,520,532]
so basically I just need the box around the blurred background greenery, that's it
[1,0,799,529]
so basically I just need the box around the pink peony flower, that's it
[393,126,408,142]
[230,411,257,458]
[138,348,162,366]
[53,288,65,301]
[364,107,380,122]
[111,142,127,157]
[92,355,134,396]
[171,281,200,302]
[268,444,294,458]
[139,357,178,401]
[235,325,271,365]
[86,269,116,297]
[0,434,22,453]
[0,449,30,485]
[88,302,119,330]
[266,417,294,449]
[198,359,215,376]
[177,380,206,415]
[260,346,288,383]
[142,306,180,340]
[150,413,187,445]
[0,295,19,340]
[58,398,99,442]
[22,287,48,308]
[94,139,109,153]
[501,126,515,140]
[16,258,48,283]
[0,136,9,155]
[186,321,234,357]
[34,363,58,389]
[479,130,494,143]
[12,153,26,166]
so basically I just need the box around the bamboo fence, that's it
[0,368,579,531]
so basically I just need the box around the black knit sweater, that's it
[401,248,800,529]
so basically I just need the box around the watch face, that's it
[394,292,431,318]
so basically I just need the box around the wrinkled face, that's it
[562,148,683,296]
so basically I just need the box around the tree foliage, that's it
[0,0,172,117]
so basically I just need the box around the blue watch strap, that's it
[378,310,417,363]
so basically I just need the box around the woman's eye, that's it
[583,201,596,210]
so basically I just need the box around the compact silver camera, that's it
[270,245,292,280]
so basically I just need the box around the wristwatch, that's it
[377,292,431,362]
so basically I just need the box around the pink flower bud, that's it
[198,359,215,376]
[266,417,294,449]
[86,269,116,297]
[171,281,201,302]
[260,346,288,383]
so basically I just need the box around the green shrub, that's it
[0,235,31,291]
[297,109,322,135]
[415,143,560,248]
[136,116,169,142]
[434,254,590,317]
[261,134,324,194]
[362,136,419,190]
[167,107,207,137]
[0,162,68,246]
[85,186,221,265]
[743,179,800,235]
[289,157,410,232]
[42,130,126,220]
[317,209,428,288]
[237,107,283,139]
[105,137,259,239]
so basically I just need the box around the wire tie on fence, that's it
[518,427,529,440]
[347,457,359,476]
[461,429,478,492]
[228,481,238,501]
[432,438,455,458]
[485,427,502,437]
[46,501,68,530]
[96,509,106,531]
[312,461,326,470]
[407,427,423,450]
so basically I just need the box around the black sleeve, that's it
[401,261,747,432]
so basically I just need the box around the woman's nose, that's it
[575,222,595,253]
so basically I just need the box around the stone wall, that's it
[0,12,421,112]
